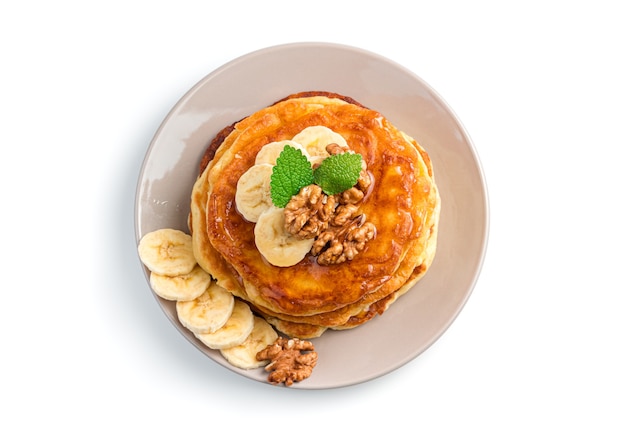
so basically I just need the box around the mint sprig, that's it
[313,152,362,195]
[270,145,362,207]
[270,146,314,208]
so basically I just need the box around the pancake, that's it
[190,92,440,338]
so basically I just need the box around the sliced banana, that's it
[220,316,278,369]
[176,283,235,334]
[255,140,309,165]
[291,125,349,160]
[138,228,196,277]
[235,163,274,223]
[149,265,212,301]
[254,206,314,267]
[194,300,255,350]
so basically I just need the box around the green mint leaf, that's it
[270,145,314,208]
[313,152,363,195]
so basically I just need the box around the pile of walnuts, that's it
[284,143,376,265]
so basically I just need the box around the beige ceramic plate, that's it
[135,42,488,389]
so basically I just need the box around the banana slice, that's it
[220,316,278,369]
[138,228,196,276]
[235,164,274,223]
[194,300,255,350]
[255,140,309,165]
[176,283,235,334]
[291,125,349,160]
[254,206,314,267]
[149,265,212,301]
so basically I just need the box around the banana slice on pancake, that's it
[235,163,274,223]
[254,206,314,267]
[291,125,348,163]
[255,140,309,165]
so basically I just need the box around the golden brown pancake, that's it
[190,92,440,338]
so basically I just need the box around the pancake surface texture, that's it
[190,92,440,338]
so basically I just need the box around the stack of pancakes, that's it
[190,92,440,338]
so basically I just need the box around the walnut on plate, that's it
[256,337,318,386]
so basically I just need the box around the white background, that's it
[2,1,624,423]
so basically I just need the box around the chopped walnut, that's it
[284,185,336,239]
[312,215,376,265]
[256,337,318,386]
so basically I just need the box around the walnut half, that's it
[284,185,336,239]
[312,215,376,266]
[256,337,318,386]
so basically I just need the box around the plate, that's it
[134,42,489,389]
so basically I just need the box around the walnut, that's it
[357,168,371,192]
[311,231,341,263]
[284,185,336,239]
[312,215,376,265]
[331,203,359,226]
[338,187,364,205]
[256,337,318,386]
[325,143,349,156]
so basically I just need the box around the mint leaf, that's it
[313,152,362,195]
[270,146,314,208]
